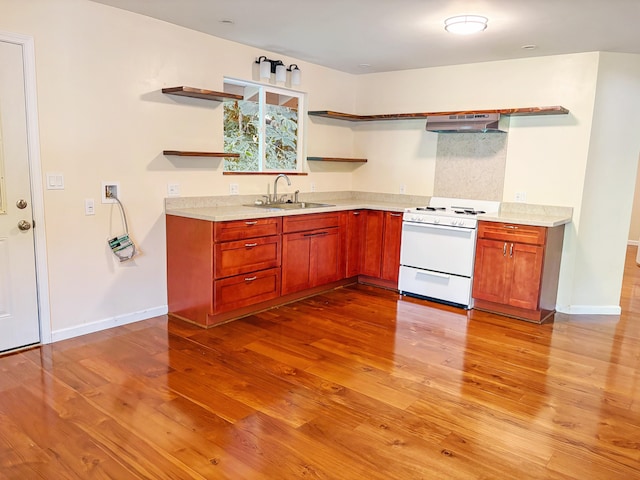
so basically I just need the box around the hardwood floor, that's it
[2,248,640,479]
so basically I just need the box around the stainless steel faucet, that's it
[273,173,291,203]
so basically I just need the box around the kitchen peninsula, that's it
[166,192,572,327]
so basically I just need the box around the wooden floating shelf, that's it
[308,106,569,122]
[163,150,240,158]
[307,157,367,163]
[162,86,243,102]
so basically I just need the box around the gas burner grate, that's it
[454,209,486,215]
[416,206,446,211]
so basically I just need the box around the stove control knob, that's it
[434,218,440,224]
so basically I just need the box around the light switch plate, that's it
[85,198,95,215]
[46,173,64,190]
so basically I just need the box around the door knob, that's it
[18,220,32,231]
[16,199,28,209]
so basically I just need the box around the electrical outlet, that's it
[399,184,406,194]
[102,181,120,203]
[514,191,527,203]
[85,198,95,215]
[167,183,180,196]
[310,182,316,192]
[229,183,239,195]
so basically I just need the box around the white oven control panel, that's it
[402,212,477,229]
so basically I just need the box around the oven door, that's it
[399,221,477,277]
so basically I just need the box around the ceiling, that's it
[90,0,640,74]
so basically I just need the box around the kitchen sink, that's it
[245,201,335,210]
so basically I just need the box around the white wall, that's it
[627,160,640,244]
[1,0,358,338]
[567,53,640,311]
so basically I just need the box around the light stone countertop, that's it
[165,193,573,227]
[165,199,416,222]
[478,202,573,228]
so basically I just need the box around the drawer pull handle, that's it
[353,212,360,216]
[504,225,518,229]
[245,221,258,225]
[244,276,257,282]
[244,242,258,248]
[390,213,402,217]
[509,243,514,258]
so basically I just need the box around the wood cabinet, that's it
[281,212,344,295]
[361,210,385,277]
[166,215,282,326]
[167,208,403,328]
[351,210,403,286]
[472,221,565,323]
[212,217,282,316]
[345,210,366,277]
[380,211,403,283]
[166,215,214,326]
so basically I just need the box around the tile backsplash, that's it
[433,132,508,201]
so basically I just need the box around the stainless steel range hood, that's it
[425,113,509,133]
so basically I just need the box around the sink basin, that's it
[245,201,334,210]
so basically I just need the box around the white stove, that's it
[403,197,501,229]
[399,197,500,309]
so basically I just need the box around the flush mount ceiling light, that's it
[444,15,488,35]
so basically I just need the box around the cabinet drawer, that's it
[283,212,341,233]
[213,267,281,314]
[478,221,546,245]
[214,235,281,278]
[214,217,281,242]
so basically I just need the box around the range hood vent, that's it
[425,113,509,133]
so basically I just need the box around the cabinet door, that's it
[472,238,510,303]
[345,210,365,277]
[281,231,311,295]
[506,242,544,310]
[361,210,384,277]
[310,228,342,287]
[380,212,403,283]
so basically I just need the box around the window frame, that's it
[223,77,305,174]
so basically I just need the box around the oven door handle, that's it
[417,270,450,280]
[402,222,474,233]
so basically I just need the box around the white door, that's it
[0,39,40,352]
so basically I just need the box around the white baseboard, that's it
[50,305,168,343]
[556,305,622,315]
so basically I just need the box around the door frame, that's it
[1,30,51,344]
